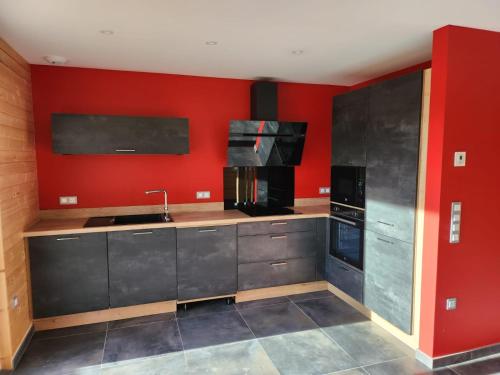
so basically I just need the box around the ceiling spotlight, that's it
[44,55,67,65]
[291,49,304,55]
[205,41,218,46]
[99,30,114,35]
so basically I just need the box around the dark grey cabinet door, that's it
[29,233,109,318]
[238,234,287,263]
[365,71,422,244]
[107,228,177,308]
[52,114,189,154]
[316,218,327,280]
[326,256,363,303]
[364,230,414,333]
[287,257,316,285]
[332,88,370,166]
[238,261,289,291]
[238,218,316,236]
[177,225,237,301]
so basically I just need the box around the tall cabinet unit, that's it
[364,71,423,334]
[330,70,423,334]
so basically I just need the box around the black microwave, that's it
[330,166,366,208]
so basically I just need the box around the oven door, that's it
[329,215,364,270]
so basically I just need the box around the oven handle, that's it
[329,215,358,226]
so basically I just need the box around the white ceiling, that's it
[1,0,499,85]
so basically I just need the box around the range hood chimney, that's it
[251,81,277,120]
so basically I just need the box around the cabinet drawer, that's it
[177,225,237,301]
[29,233,109,318]
[238,257,316,291]
[364,230,414,333]
[108,228,177,308]
[238,218,316,236]
[326,257,363,303]
[238,233,287,263]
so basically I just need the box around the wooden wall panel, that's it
[0,38,38,370]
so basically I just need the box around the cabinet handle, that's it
[377,220,395,227]
[270,261,288,266]
[56,237,79,241]
[340,266,350,272]
[115,149,136,152]
[271,235,287,239]
[376,237,394,245]
[271,222,287,226]
[198,228,217,233]
[132,231,153,236]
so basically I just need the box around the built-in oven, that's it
[329,203,364,271]
[330,166,365,208]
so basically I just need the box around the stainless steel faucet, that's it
[145,189,168,215]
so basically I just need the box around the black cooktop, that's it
[238,205,299,217]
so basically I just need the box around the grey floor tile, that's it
[184,339,279,374]
[176,298,235,319]
[102,320,182,364]
[32,322,108,341]
[363,357,456,375]
[260,329,357,375]
[14,331,106,375]
[100,351,187,375]
[327,369,368,375]
[107,313,175,330]
[236,296,290,310]
[451,355,500,375]
[287,290,334,302]
[239,301,317,338]
[295,296,368,328]
[177,311,254,350]
[323,321,412,366]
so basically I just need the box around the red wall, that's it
[420,25,500,357]
[31,66,346,209]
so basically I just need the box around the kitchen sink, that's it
[84,213,173,228]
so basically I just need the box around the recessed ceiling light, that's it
[99,30,114,35]
[205,41,218,46]
[44,55,67,65]
[291,49,304,55]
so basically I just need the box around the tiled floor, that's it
[10,291,500,374]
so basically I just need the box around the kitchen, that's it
[0,1,499,374]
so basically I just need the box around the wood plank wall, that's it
[0,38,38,370]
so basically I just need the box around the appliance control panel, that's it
[449,202,462,243]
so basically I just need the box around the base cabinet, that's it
[29,233,109,318]
[177,225,237,301]
[108,228,177,308]
[364,230,414,333]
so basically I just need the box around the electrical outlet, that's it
[196,191,210,199]
[446,298,457,311]
[319,187,330,195]
[454,151,466,167]
[59,196,78,205]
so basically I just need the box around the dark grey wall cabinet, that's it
[364,230,414,333]
[177,225,237,301]
[29,233,109,318]
[52,114,189,154]
[332,88,370,166]
[326,256,363,303]
[107,228,177,308]
[365,71,422,244]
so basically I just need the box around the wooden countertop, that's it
[24,205,330,237]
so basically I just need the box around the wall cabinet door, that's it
[108,228,177,308]
[177,225,237,301]
[332,88,370,166]
[364,230,414,333]
[52,114,189,154]
[365,71,423,244]
[29,233,109,318]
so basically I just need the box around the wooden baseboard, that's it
[235,281,328,303]
[177,294,235,304]
[34,300,177,331]
[326,283,418,349]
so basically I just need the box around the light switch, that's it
[449,202,462,243]
[446,298,457,311]
[454,151,466,167]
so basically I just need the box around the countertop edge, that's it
[23,210,330,238]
